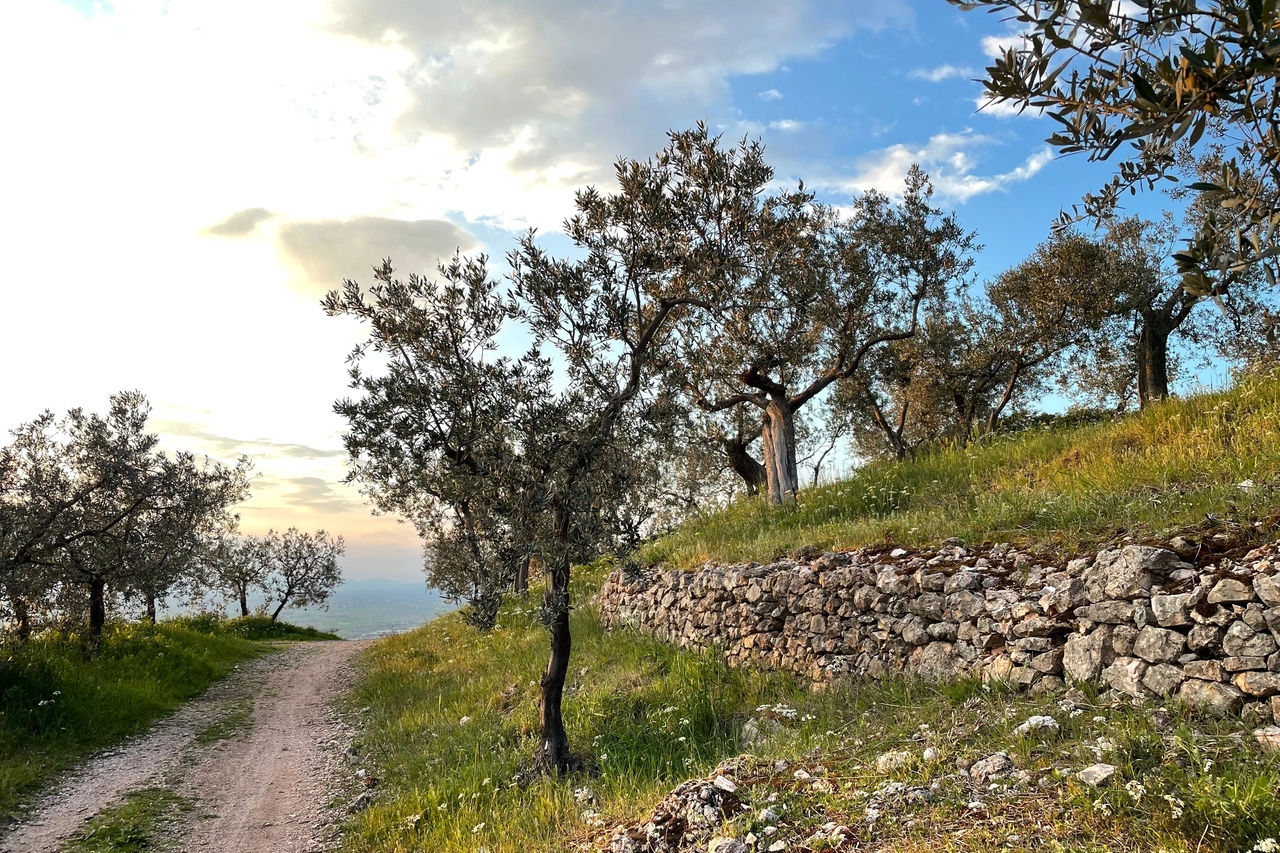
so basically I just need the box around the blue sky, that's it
[0,0,1190,580]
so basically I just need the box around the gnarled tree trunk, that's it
[144,592,157,624]
[14,598,31,641]
[723,436,766,496]
[760,396,799,505]
[515,556,530,597]
[238,585,250,618]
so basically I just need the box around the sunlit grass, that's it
[643,371,1280,569]
[342,568,1280,853]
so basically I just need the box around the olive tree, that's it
[839,229,1117,456]
[204,532,265,618]
[1,393,251,644]
[953,0,1280,293]
[258,528,344,622]
[323,128,784,772]
[676,164,978,502]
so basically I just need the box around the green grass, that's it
[342,568,1280,853]
[0,616,332,823]
[644,370,1280,569]
[176,614,341,642]
[343,377,1280,852]
[61,787,189,853]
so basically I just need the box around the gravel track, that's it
[0,640,369,853]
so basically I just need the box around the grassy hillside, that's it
[341,375,1280,853]
[341,565,1280,853]
[0,616,337,822]
[645,370,1280,569]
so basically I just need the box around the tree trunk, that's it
[723,438,766,497]
[987,362,1024,434]
[538,560,572,774]
[1137,324,1170,407]
[270,596,288,622]
[144,593,157,625]
[760,396,799,505]
[14,598,31,641]
[515,556,530,598]
[238,585,250,618]
[88,576,107,651]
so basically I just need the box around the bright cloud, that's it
[842,132,1053,202]
[907,64,975,82]
[0,0,1098,580]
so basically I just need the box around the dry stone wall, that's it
[597,540,1280,717]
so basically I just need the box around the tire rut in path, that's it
[0,639,369,853]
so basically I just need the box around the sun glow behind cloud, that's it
[0,0,1068,580]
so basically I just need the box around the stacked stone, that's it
[597,541,1280,718]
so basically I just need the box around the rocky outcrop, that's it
[597,540,1280,717]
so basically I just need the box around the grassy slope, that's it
[343,375,1280,853]
[645,371,1280,569]
[0,616,337,821]
[343,567,1280,853]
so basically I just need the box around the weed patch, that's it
[61,787,189,853]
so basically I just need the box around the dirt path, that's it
[0,640,370,853]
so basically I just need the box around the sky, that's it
[0,0,1177,582]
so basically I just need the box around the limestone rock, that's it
[917,642,961,681]
[1141,663,1185,696]
[1183,660,1225,682]
[1102,657,1148,697]
[1076,763,1117,787]
[1079,601,1134,624]
[1133,626,1187,663]
[1151,593,1192,628]
[1253,726,1280,753]
[1083,547,1175,602]
[969,752,1014,783]
[1064,628,1114,683]
[1234,671,1280,697]
[1178,679,1245,715]
[1208,578,1256,605]
[1223,621,1278,657]
[1255,575,1280,609]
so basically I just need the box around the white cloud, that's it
[839,132,1053,202]
[327,0,912,196]
[907,64,974,82]
[768,119,805,132]
[973,93,1043,118]
[759,88,783,100]
[981,32,1026,58]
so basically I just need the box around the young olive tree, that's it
[953,0,1280,293]
[323,128,773,773]
[204,532,265,618]
[258,528,344,622]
